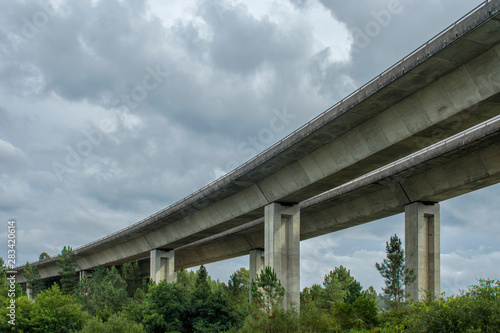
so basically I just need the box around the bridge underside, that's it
[174,123,500,270]
[14,2,500,305]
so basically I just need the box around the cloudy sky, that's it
[1,0,498,296]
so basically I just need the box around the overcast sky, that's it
[1,0,498,296]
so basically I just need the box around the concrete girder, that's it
[172,123,500,269]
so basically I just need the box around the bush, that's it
[0,284,88,333]
[80,314,145,333]
[380,280,500,333]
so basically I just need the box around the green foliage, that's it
[224,267,250,324]
[0,295,36,332]
[333,296,379,330]
[375,234,414,308]
[121,261,147,298]
[23,262,45,298]
[140,280,189,333]
[242,267,301,332]
[80,314,145,333]
[240,306,300,333]
[31,284,88,332]
[75,266,129,320]
[321,265,363,312]
[379,279,500,333]
[38,252,50,261]
[225,267,249,305]
[189,265,239,332]
[0,257,8,299]
[0,284,88,332]
[299,300,339,332]
[250,266,285,317]
[57,245,78,295]
[176,268,198,292]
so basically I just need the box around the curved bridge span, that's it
[14,0,500,308]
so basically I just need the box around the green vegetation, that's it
[0,239,498,332]
[375,234,415,308]
[57,245,78,295]
[23,262,44,298]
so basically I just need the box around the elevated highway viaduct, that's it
[174,118,500,300]
[14,0,500,307]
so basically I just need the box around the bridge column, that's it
[25,283,31,300]
[249,249,264,302]
[150,249,176,284]
[405,202,440,301]
[79,270,91,281]
[264,203,300,310]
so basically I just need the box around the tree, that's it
[23,262,45,298]
[121,261,146,298]
[250,266,285,317]
[57,246,78,294]
[188,265,239,332]
[80,314,146,333]
[0,258,7,298]
[75,266,129,320]
[140,280,189,333]
[376,234,414,308]
[0,284,89,332]
[243,267,303,332]
[224,267,249,307]
[38,252,50,261]
[176,268,197,292]
[320,265,363,312]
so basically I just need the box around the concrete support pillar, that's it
[79,270,90,281]
[264,203,300,310]
[25,283,31,300]
[150,249,176,284]
[405,202,440,301]
[249,249,265,301]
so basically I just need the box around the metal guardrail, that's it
[21,0,494,267]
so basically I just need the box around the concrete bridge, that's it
[14,0,500,308]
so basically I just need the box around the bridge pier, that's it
[249,248,264,301]
[264,203,300,310]
[79,270,91,281]
[150,249,176,283]
[405,202,440,301]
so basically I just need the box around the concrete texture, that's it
[150,249,175,284]
[264,203,300,310]
[249,249,264,301]
[405,202,440,301]
[173,120,500,269]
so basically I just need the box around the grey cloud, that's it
[197,0,311,75]
[316,0,483,88]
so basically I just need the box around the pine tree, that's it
[250,266,285,316]
[121,261,145,298]
[76,265,129,320]
[23,262,45,298]
[375,234,414,308]
[319,265,363,312]
[57,246,78,295]
[39,252,50,261]
[188,265,238,331]
[225,267,249,306]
